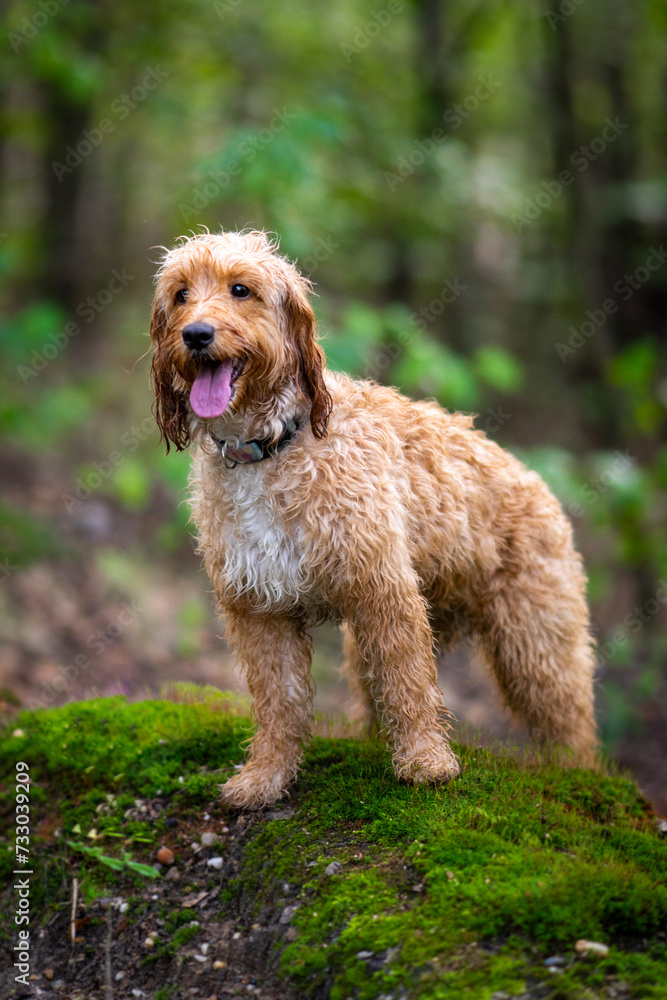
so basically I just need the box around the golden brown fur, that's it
[150,230,598,809]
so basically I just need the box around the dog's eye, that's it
[175,288,188,304]
[230,284,251,299]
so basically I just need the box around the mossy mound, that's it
[1,692,666,1000]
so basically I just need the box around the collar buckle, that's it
[211,417,299,468]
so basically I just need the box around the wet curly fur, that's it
[149,230,598,810]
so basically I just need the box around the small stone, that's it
[44,969,54,981]
[412,883,423,892]
[12,729,24,738]
[279,904,299,925]
[131,991,146,998]
[324,862,342,876]
[285,926,299,941]
[574,939,609,957]
[213,960,227,970]
[201,832,216,847]
[119,902,129,914]
[356,950,373,960]
[115,972,125,981]
[445,871,455,879]
[194,953,207,963]
[207,856,223,870]
[156,847,175,865]
[544,956,566,967]
[165,867,181,881]
[654,818,667,837]
[200,943,209,955]
[144,937,155,949]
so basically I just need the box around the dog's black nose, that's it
[182,322,215,350]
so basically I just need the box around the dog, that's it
[149,229,598,809]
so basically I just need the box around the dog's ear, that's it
[150,298,191,453]
[283,281,332,439]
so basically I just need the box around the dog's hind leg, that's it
[340,623,379,731]
[344,560,460,785]
[479,563,599,766]
[220,609,314,809]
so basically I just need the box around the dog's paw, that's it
[219,762,292,811]
[394,736,461,785]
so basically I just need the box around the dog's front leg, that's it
[345,574,460,786]
[220,609,314,809]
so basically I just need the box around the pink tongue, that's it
[190,359,235,418]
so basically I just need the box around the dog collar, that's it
[211,417,299,468]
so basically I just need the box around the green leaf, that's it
[473,346,524,393]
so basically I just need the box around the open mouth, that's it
[189,357,245,419]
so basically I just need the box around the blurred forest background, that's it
[1,0,666,808]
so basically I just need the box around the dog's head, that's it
[149,230,332,452]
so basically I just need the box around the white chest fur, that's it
[218,465,306,611]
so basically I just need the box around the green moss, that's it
[240,740,667,998]
[1,696,666,998]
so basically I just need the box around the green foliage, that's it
[0,502,62,569]
[67,841,160,879]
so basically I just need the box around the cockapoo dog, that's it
[149,230,598,809]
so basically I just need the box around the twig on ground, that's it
[70,877,78,946]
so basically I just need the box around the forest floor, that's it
[1,695,667,1000]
